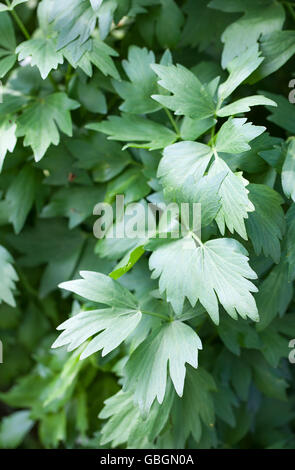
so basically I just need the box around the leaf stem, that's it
[191,231,204,247]
[6,0,30,40]
[164,107,180,136]
[212,146,219,161]
[141,309,171,322]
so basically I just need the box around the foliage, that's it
[0,0,295,450]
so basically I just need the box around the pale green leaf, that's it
[149,236,258,322]
[124,320,202,412]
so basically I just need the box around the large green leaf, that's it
[149,236,258,322]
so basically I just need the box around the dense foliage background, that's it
[0,0,295,449]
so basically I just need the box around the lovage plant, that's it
[0,0,295,450]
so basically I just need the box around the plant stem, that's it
[6,0,30,40]
[212,146,219,161]
[209,123,216,145]
[164,107,180,136]
[141,310,171,322]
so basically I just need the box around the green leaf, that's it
[113,47,171,114]
[0,411,33,449]
[52,306,142,359]
[246,184,285,263]
[0,116,17,171]
[40,185,105,229]
[7,219,85,297]
[180,116,216,141]
[249,31,295,83]
[6,164,38,234]
[286,204,295,281]
[217,44,263,103]
[210,0,285,68]
[155,0,184,49]
[65,133,131,182]
[171,367,216,446]
[105,167,150,204]
[0,12,16,78]
[0,245,18,307]
[158,141,213,194]
[256,258,293,331]
[210,158,254,239]
[16,93,80,161]
[82,38,119,79]
[151,63,216,119]
[76,80,107,114]
[99,387,173,448]
[109,245,145,280]
[39,411,66,449]
[263,92,295,134]
[282,138,295,202]
[149,236,258,322]
[87,114,177,150]
[59,271,139,310]
[217,95,277,117]
[48,0,98,53]
[159,140,255,238]
[16,2,64,79]
[215,118,265,154]
[124,320,202,412]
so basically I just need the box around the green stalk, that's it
[5,0,30,40]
